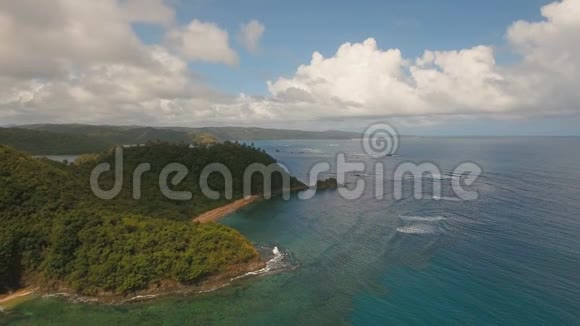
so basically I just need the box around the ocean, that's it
[4,137,580,325]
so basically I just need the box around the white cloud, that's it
[167,20,239,65]
[120,0,175,25]
[264,40,516,119]
[0,46,225,124]
[264,0,580,121]
[0,0,579,128]
[0,0,148,79]
[504,0,580,115]
[410,46,515,113]
[0,0,239,125]
[238,20,265,53]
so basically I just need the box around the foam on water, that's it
[396,224,439,234]
[11,137,580,325]
[433,196,462,202]
[232,245,297,281]
[400,215,446,222]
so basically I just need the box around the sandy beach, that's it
[0,289,36,310]
[193,196,259,223]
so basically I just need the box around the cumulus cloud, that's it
[167,20,239,65]
[263,0,580,121]
[0,0,239,125]
[120,0,175,25]
[0,0,149,79]
[0,0,579,127]
[263,40,519,120]
[0,46,230,125]
[504,0,580,115]
[410,46,516,114]
[238,20,265,53]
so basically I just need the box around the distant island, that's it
[0,124,360,155]
[0,142,306,301]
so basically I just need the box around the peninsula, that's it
[0,141,306,301]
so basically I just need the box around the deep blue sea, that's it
[6,137,580,325]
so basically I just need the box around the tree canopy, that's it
[0,142,304,295]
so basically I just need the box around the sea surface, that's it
[4,137,580,325]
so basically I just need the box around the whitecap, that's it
[433,196,462,202]
[231,246,295,281]
[400,215,445,222]
[396,224,438,234]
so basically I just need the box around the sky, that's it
[1,0,579,135]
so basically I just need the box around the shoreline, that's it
[2,191,302,311]
[193,195,259,223]
[0,260,267,310]
[0,289,36,310]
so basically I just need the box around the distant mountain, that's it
[22,124,360,141]
[189,126,359,141]
[3,124,360,155]
[0,127,111,155]
[21,124,201,144]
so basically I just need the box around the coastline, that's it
[193,195,260,223]
[2,190,302,311]
[0,193,292,311]
[0,289,36,310]
[191,182,309,224]
[0,260,267,311]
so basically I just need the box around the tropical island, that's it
[0,141,307,304]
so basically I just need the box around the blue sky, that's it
[164,0,577,135]
[151,0,554,95]
[1,0,579,135]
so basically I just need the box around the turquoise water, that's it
[4,137,580,325]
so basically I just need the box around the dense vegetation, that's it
[43,212,256,295]
[191,126,359,141]
[21,124,357,142]
[0,128,111,155]
[20,125,200,144]
[316,177,338,190]
[2,125,358,155]
[0,142,303,295]
[79,141,306,220]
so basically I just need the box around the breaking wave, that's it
[400,215,446,222]
[433,196,462,202]
[396,224,439,234]
[231,245,298,281]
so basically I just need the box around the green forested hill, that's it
[0,143,303,296]
[2,124,358,155]
[190,126,359,140]
[0,127,111,155]
[79,141,306,220]
[22,124,359,141]
[22,124,200,144]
